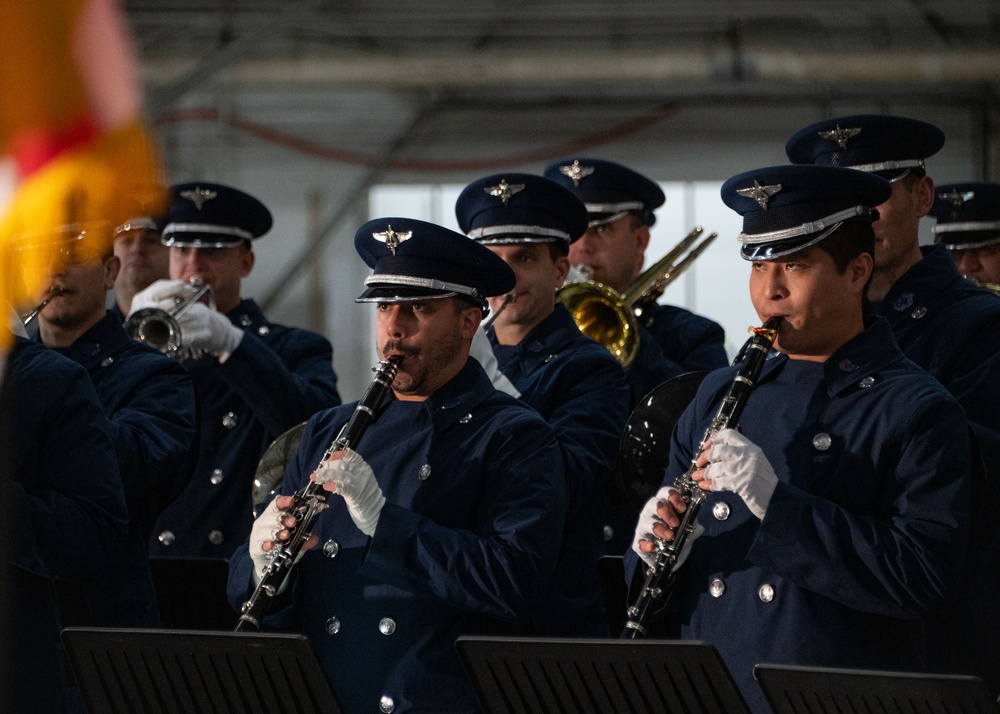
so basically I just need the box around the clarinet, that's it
[235,356,400,632]
[621,317,780,639]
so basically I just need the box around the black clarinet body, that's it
[621,317,780,639]
[235,357,400,632]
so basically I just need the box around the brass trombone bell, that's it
[125,277,215,359]
[557,226,718,369]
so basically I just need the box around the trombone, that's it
[557,226,718,369]
[125,277,215,360]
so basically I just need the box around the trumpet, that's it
[20,286,64,326]
[557,226,717,369]
[125,277,215,360]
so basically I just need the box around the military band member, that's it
[133,182,341,559]
[931,181,1000,289]
[629,165,972,713]
[3,334,129,712]
[33,226,197,626]
[228,218,566,713]
[456,173,629,635]
[111,214,170,320]
[787,116,1000,692]
[544,157,728,401]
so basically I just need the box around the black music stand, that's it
[755,663,1000,714]
[456,636,750,714]
[61,627,342,714]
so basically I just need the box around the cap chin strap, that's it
[933,219,1000,235]
[739,206,872,244]
[848,159,924,181]
[467,224,569,242]
[587,211,632,228]
[363,273,479,299]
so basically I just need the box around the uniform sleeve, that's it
[12,367,129,580]
[106,356,196,515]
[749,396,971,618]
[547,350,629,508]
[360,421,567,622]
[215,328,341,435]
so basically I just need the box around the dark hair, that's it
[816,220,874,273]
[814,220,876,301]
[546,241,568,260]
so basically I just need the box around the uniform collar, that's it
[421,357,498,431]
[760,317,903,396]
[43,311,132,368]
[228,298,270,331]
[489,303,580,366]
[877,244,965,316]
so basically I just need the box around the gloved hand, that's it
[705,428,778,521]
[631,486,704,571]
[248,498,286,584]
[314,448,385,537]
[127,279,189,318]
[469,327,520,397]
[175,302,244,362]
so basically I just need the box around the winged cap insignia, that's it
[559,160,595,187]
[818,125,861,150]
[372,225,412,256]
[484,179,525,205]
[938,190,975,207]
[736,180,782,210]
[179,187,218,210]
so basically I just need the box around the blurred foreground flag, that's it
[0,0,166,340]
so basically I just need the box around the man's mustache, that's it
[382,340,418,358]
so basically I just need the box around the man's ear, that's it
[914,175,935,218]
[458,305,482,340]
[104,255,121,289]
[851,251,874,294]
[240,246,256,277]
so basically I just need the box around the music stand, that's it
[456,636,749,714]
[755,663,1000,714]
[61,627,342,714]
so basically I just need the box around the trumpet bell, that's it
[126,307,182,353]
[556,279,639,369]
[124,277,215,360]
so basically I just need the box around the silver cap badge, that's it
[484,179,525,205]
[559,160,595,187]
[938,190,975,207]
[179,187,218,210]
[372,225,412,256]
[737,180,782,210]
[818,125,861,150]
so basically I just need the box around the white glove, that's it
[470,327,520,397]
[632,486,704,571]
[127,279,189,317]
[314,448,385,537]
[248,498,285,584]
[175,301,244,362]
[706,428,778,521]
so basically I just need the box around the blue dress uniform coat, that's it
[625,319,971,714]
[228,359,566,714]
[637,301,728,378]
[490,303,629,636]
[47,311,196,626]
[151,298,340,558]
[3,336,129,713]
[869,244,1000,693]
